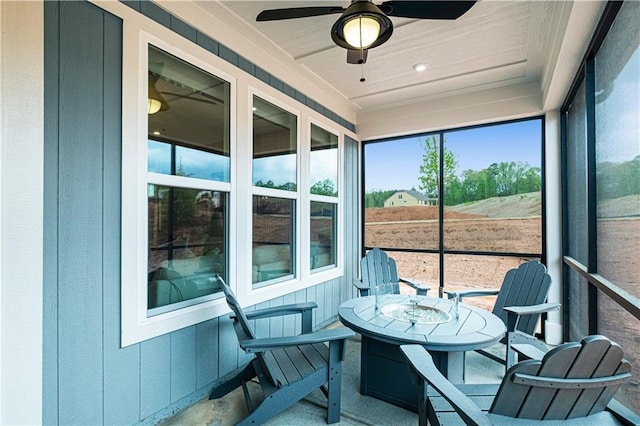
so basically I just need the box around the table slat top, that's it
[339,295,506,352]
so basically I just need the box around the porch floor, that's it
[160,324,504,426]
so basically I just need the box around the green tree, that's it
[486,161,540,197]
[418,135,457,198]
[311,179,337,196]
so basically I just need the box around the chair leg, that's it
[238,369,327,426]
[209,361,256,399]
[418,380,428,426]
[326,339,346,424]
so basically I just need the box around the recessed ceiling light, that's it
[413,63,427,72]
[152,131,161,136]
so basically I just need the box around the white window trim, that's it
[246,89,301,293]
[237,90,345,306]
[308,119,342,275]
[121,26,236,347]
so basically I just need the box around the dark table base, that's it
[359,336,455,412]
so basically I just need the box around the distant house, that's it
[384,190,437,207]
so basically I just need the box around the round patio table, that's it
[339,294,505,412]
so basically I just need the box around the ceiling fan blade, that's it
[347,49,368,65]
[380,1,476,20]
[257,6,345,22]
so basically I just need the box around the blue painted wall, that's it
[43,1,359,424]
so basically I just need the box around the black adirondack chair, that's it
[401,335,639,426]
[209,275,354,425]
[445,260,560,368]
[353,247,430,296]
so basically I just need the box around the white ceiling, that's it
[211,0,574,114]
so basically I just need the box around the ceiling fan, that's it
[256,0,476,64]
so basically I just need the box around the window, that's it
[443,121,542,254]
[146,45,230,314]
[122,35,235,345]
[252,95,298,286]
[122,32,344,345]
[310,123,339,271]
[363,118,543,303]
[594,3,640,297]
[561,1,639,413]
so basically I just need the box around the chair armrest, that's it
[504,303,561,334]
[444,288,500,300]
[400,345,492,426]
[245,302,318,334]
[239,328,355,353]
[353,278,370,296]
[399,277,430,295]
[245,302,317,320]
[503,302,560,317]
[606,398,640,425]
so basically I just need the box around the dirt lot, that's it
[365,204,542,311]
[365,204,640,411]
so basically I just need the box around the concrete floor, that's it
[159,331,504,426]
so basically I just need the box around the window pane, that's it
[310,201,336,270]
[444,254,528,311]
[390,251,440,292]
[364,135,440,250]
[310,124,338,196]
[252,196,295,284]
[147,45,231,182]
[147,185,227,312]
[595,0,640,296]
[565,80,588,264]
[443,120,542,253]
[253,96,297,190]
[565,268,590,342]
[597,289,640,414]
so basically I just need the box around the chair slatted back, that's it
[218,275,325,390]
[217,275,256,341]
[490,335,631,420]
[361,248,400,295]
[493,260,552,335]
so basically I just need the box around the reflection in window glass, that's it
[310,202,336,270]
[148,140,171,175]
[146,44,231,314]
[252,196,295,284]
[595,0,640,297]
[147,45,231,182]
[147,185,227,313]
[443,120,542,252]
[253,96,297,190]
[310,124,338,196]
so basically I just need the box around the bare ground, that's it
[365,203,639,412]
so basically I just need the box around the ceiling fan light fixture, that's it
[147,98,162,115]
[331,1,392,50]
[343,15,380,49]
[148,73,169,115]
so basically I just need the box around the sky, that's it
[365,119,543,192]
[149,140,338,189]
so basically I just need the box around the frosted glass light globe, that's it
[343,16,380,49]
